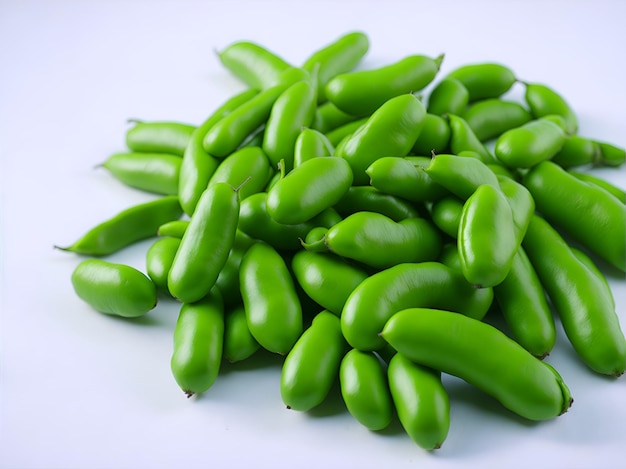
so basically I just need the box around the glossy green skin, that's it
[336,94,426,185]
[524,82,578,135]
[569,171,626,203]
[596,141,626,167]
[293,128,334,168]
[263,80,317,172]
[239,193,334,250]
[341,262,494,351]
[551,135,600,168]
[411,113,451,156]
[325,213,442,269]
[203,82,291,158]
[102,152,181,195]
[239,242,303,354]
[57,196,183,256]
[157,220,189,238]
[523,161,626,271]
[446,63,516,102]
[430,196,463,238]
[208,146,272,200]
[179,89,257,215]
[324,117,367,146]
[340,349,393,431]
[458,184,517,288]
[366,156,448,202]
[146,236,181,292]
[334,186,420,221]
[266,156,353,224]
[497,175,534,244]
[291,250,368,316]
[71,259,157,318]
[425,153,499,200]
[168,183,239,303]
[462,99,532,142]
[280,311,347,411]
[382,308,573,421]
[218,40,291,89]
[495,118,566,168]
[426,77,469,116]
[170,288,224,397]
[447,114,494,163]
[486,161,518,179]
[214,230,255,308]
[301,226,328,250]
[312,101,360,134]
[387,354,450,450]
[126,121,195,157]
[523,215,626,376]
[223,304,260,363]
[302,31,369,103]
[494,247,556,358]
[326,54,442,117]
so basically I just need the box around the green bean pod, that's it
[366,156,448,202]
[325,117,367,146]
[263,80,317,172]
[522,215,626,376]
[497,175,534,244]
[157,220,189,238]
[293,128,334,168]
[426,77,469,116]
[387,353,450,450]
[445,63,516,102]
[168,183,240,303]
[429,196,464,238]
[493,247,556,359]
[217,40,291,89]
[145,236,181,293]
[280,311,347,411]
[324,212,442,269]
[56,196,183,256]
[425,153,499,199]
[239,242,303,354]
[447,114,494,163]
[100,152,182,195]
[495,117,567,168]
[126,120,196,157]
[71,259,157,318]
[551,135,601,168]
[382,308,573,421]
[170,288,224,397]
[326,54,443,116]
[266,156,353,224]
[523,161,626,271]
[179,89,258,215]
[207,146,273,200]
[524,82,578,135]
[312,101,360,134]
[340,349,393,431]
[569,171,626,203]
[302,31,370,103]
[462,99,532,142]
[334,186,421,221]
[411,113,451,156]
[291,250,368,316]
[300,226,329,252]
[458,184,517,288]
[203,82,292,158]
[223,304,260,363]
[214,230,256,308]
[336,94,426,185]
[596,141,626,167]
[341,262,494,351]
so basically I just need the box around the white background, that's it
[1,1,625,468]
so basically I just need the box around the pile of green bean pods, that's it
[57,31,626,450]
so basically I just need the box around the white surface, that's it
[1,1,625,468]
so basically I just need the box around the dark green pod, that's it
[146,236,181,293]
[446,63,516,102]
[524,82,578,135]
[208,146,273,200]
[429,196,464,238]
[312,101,361,134]
[71,259,157,318]
[171,288,224,397]
[157,220,189,238]
[551,135,601,168]
[56,196,183,256]
[569,171,626,203]
[126,121,196,157]
[411,113,451,156]
[214,230,256,308]
[447,114,494,163]
[293,128,335,168]
[462,99,532,142]
[223,304,260,363]
[101,152,182,195]
[425,153,499,199]
[426,77,469,116]
[334,186,421,221]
